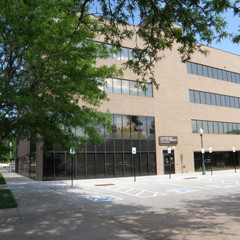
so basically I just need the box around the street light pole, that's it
[199,128,206,175]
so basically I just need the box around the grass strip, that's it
[0,173,6,184]
[0,189,17,209]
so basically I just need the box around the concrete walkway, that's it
[1,170,240,239]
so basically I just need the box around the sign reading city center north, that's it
[159,136,178,146]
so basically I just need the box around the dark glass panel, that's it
[115,139,123,151]
[189,90,195,103]
[223,122,228,134]
[225,96,230,107]
[105,78,113,93]
[132,140,140,151]
[97,142,105,152]
[211,93,216,105]
[123,115,131,139]
[113,78,122,94]
[134,153,140,176]
[149,153,156,175]
[131,116,139,139]
[130,81,137,96]
[114,114,122,139]
[213,122,219,134]
[105,115,114,139]
[206,93,211,105]
[115,153,123,177]
[146,83,153,98]
[149,140,156,151]
[141,153,148,175]
[220,95,226,107]
[233,123,238,134]
[195,91,200,103]
[86,143,95,152]
[65,154,72,180]
[97,125,104,138]
[54,153,66,180]
[200,92,206,104]
[236,74,240,84]
[186,62,192,74]
[86,153,95,178]
[124,140,131,151]
[218,122,224,134]
[122,80,130,95]
[106,139,114,151]
[147,117,155,139]
[124,153,132,176]
[106,153,114,177]
[192,120,197,133]
[140,140,148,151]
[237,124,240,134]
[208,121,214,134]
[139,116,147,139]
[43,153,54,180]
[76,153,86,179]
[96,154,105,178]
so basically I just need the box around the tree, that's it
[0,0,231,154]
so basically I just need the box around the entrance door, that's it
[163,152,175,174]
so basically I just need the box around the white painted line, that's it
[235,181,240,185]
[221,180,225,183]
[136,190,145,196]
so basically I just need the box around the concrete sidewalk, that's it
[0,172,144,240]
[1,170,240,239]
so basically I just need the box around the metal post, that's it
[199,129,206,175]
[169,154,171,180]
[9,142,12,173]
[71,155,74,188]
[134,154,136,182]
[234,152,236,173]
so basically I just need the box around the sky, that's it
[204,9,240,56]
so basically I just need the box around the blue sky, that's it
[204,9,240,55]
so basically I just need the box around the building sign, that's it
[159,136,178,146]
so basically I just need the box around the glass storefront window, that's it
[113,78,122,94]
[123,115,131,139]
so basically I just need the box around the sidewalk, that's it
[0,171,144,240]
[1,170,240,239]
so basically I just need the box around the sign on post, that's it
[202,148,205,154]
[132,147,136,154]
[209,147,212,153]
[70,148,75,154]
[233,147,236,152]
[168,147,171,153]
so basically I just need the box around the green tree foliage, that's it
[0,0,232,153]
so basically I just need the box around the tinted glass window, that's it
[122,115,130,139]
[138,85,146,97]
[225,96,230,107]
[208,121,214,134]
[203,121,208,133]
[112,49,121,60]
[218,69,223,80]
[236,74,240,84]
[221,95,226,107]
[197,120,202,132]
[223,122,228,134]
[222,70,227,81]
[128,49,133,60]
[195,91,200,103]
[235,97,239,108]
[189,90,194,102]
[203,66,208,77]
[191,120,197,133]
[231,72,236,83]
[121,47,129,61]
[197,64,203,76]
[192,63,198,75]
[206,93,211,105]
[213,68,218,79]
[139,116,147,139]
[145,83,153,98]
[218,122,224,134]
[200,92,206,104]
[233,123,238,134]
[237,124,240,134]
[208,67,213,78]
[211,94,216,105]
[113,78,121,94]
[227,72,232,82]
[216,94,221,106]
[105,78,113,93]
[213,122,219,134]
[186,62,192,74]
[114,115,122,139]
[130,81,137,96]
[147,117,155,139]
[122,80,130,95]
[230,97,235,108]
[228,123,233,134]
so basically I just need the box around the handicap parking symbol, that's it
[208,185,237,188]
[167,188,199,193]
[87,195,122,202]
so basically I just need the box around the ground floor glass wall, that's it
[43,114,156,180]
